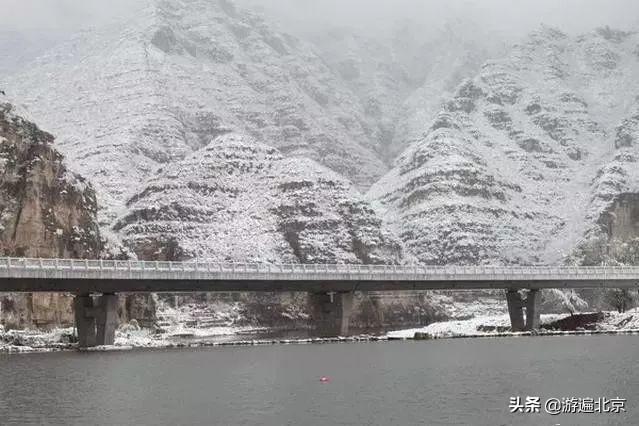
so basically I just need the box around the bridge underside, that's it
[1,278,637,293]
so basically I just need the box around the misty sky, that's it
[247,0,639,38]
[1,0,639,37]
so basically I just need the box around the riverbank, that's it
[4,309,639,354]
[0,318,271,353]
[387,309,639,339]
[0,325,391,354]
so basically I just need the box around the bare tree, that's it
[605,289,635,313]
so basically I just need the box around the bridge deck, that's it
[0,257,638,293]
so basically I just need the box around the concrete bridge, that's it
[1,257,638,347]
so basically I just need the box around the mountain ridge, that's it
[1,2,638,269]
[368,25,639,265]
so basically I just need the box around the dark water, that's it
[0,335,638,425]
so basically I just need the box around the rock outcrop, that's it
[0,97,102,329]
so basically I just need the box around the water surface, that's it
[0,335,637,425]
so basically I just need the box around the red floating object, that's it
[320,376,331,383]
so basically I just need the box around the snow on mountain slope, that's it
[2,0,387,227]
[391,22,507,161]
[368,26,639,265]
[293,19,505,164]
[4,0,639,272]
[302,28,417,163]
[113,133,402,264]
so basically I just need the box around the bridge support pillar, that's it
[74,293,119,347]
[506,290,525,332]
[309,292,353,337]
[95,294,119,346]
[506,289,542,332]
[525,289,541,331]
[74,295,97,348]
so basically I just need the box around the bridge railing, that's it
[0,257,638,281]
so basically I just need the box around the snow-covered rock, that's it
[114,133,402,263]
[369,26,639,265]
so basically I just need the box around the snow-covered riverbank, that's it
[5,308,639,354]
[0,324,268,354]
[0,300,268,354]
[387,309,639,339]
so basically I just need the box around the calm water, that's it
[0,336,638,425]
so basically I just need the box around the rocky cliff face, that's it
[0,96,102,328]
[368,27,639,266]
[600,194,639,242]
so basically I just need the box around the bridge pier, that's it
[74,294,119,347]
[74,295,96,348]
[309,292,353,337]
[506,289,541,332]
[525,289,541,330]
[506,290,525,331]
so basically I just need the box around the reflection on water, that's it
[0,335,638,425]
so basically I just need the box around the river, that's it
[0,335,637,425]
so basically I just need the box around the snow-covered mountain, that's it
[114,133,402,263]
[390,21,507,161]
[0,0,638,333]
[368,26,639,265]
[284,18,505,163]
[2,0,638,272]
[2,0,388,228]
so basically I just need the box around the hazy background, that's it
[1,0,638,35]
[1,0,638,80]
[0,0,133,31]
[244,0,639,37]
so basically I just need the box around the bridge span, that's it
[0,257,638,347]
